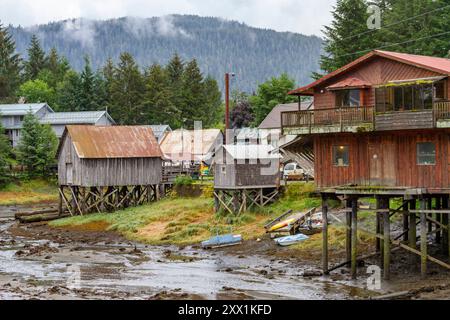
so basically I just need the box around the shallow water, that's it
[0,215,371,300]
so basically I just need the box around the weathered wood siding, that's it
[58,135,162,187]
[375,110,434,131]
[214,161,279,189]
[313,56,442,110]
[314,130,450,189]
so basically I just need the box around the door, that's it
[369,140,396,186]
[66,163,73,185]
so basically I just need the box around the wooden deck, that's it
[282,101,450,135]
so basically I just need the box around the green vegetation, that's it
[174,175,194,186]
[0,179,57,205]
[0,118,12,186]
[50,182,323,245]
[318,0,450,77]
[16,112,58,178]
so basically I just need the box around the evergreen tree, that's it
[180,59,205,128]
[109,52,145,124]
[79,56,95,110]
[0,22,22,102]
[36,124,58,176]
[249,73,297,126]
[38,48,70,89]
[0,117,12,186]
[17,111,42,177]
[379,0,450,57]
[317,0,372,75]
[55,70,82,111]
[144,63,180,127]
[167,53,184,85]
[24,35,47,81]
[202,76,223,128]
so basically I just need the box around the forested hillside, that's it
[8,15,323,93]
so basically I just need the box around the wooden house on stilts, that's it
[214,144,281,214]
[282,50,450,279]
[57,125,163,215]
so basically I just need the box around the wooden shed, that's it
[57,125,163,215]
[213,144,281,214]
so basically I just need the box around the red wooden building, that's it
[282,50,450,279]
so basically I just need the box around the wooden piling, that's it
[322,196,329,275]
[346,200,352,265]
[420,198,428,278]
[375,197,381,253]
[409,199,417,264]
[403,202,409,242]
[351,198,358,279]
[442,196,449,256]
[436,197,441,244]
[383,210,390,280]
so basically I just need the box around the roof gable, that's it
[290,50,450,96]
[62,125,162,159]
[0,103,53,116]
[258,102,313,129]
[41,111,115,125]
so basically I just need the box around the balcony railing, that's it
[282,106,375,133]
[282,102,450,134]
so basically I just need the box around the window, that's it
[336,89,360,107]
[417,142,436,165]
[435,80,446,101]
[333,145,349,167]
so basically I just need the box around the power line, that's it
[334,30,450,59]
[339,3,450,42]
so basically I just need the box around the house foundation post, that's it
[322,195,329,275]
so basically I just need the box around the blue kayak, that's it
[274,234,309,246]
[201,234,243,249]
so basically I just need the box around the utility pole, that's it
[224,72,235,144]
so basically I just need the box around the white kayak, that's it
[274,234,309,246]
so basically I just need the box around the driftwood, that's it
[371,291,412,300]
[15,208,58,219]
[19,213,70,223]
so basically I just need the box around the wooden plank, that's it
[420,199,428,278]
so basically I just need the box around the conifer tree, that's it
[0,22,22,102]
[17,111,42,177]
[180,59,205,128]
[24,35,47,81]
[0,117,11,185]
[109,52,145,124]
[144,64,180,127]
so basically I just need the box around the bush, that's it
[174,175,194,186]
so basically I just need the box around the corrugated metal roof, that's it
[160,129,223,161]
[40,111,114,125]
[66,125,162,159]
[145,125,172,141]
[0,103,51,116]
[223,144,280,160]
[258,102,313,129]
[289,50,450,96]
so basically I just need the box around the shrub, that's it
[174,175,194,186]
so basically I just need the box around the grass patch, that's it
[0,179,58,205]
[50,182,323,246]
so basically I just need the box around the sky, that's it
[0,0,336,36]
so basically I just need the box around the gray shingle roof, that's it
[40,111,114,125]
[258,101,313,129]
[0,103,51,116]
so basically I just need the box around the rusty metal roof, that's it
[65,125,163,159]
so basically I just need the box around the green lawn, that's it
[0,179,58,205]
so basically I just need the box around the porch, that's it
[282,101,450,135]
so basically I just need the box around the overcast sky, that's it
[0,0,336,36]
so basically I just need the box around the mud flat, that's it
[1,217,449,300]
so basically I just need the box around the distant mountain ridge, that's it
[8,15,323,93]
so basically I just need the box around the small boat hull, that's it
[274,234,309,246]
[201,234,243,249]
